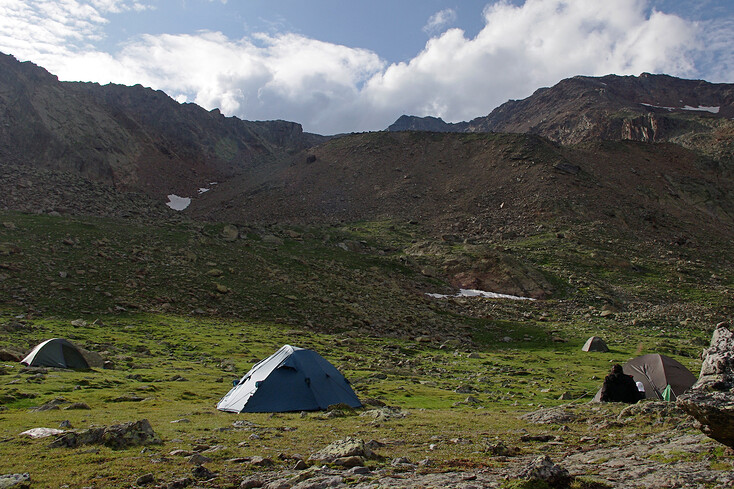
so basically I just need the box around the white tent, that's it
[582,336,609,352]
[217,345,362,413]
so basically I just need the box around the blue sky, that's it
[1,0,733,134]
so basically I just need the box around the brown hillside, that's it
[0,52,326,199]
[189,131,734,244]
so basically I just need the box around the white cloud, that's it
[0,0,152,60]
[423,8,457,34]
[0,0,725,134]
[360,0,699,127]
[695,18,734,82]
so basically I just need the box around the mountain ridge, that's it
[0,52,328,200]
[2,52,734,251]
[388,73,734,153]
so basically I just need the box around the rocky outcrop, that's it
[677,325,734,447]
[387,115,467,133]
[388,73,734,150]
[517,455,571,488]
[307,438,379,465]
[0,52,327,199]
[48,419,162,449]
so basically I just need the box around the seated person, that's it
[600,364,640,403]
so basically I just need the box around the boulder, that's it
[49,419,162,449]
[517,455,571,487]
[308,437,377,464]
[520,406,576,424]
[19,428,64,439]
[0,349,22,362]
[0,473,30,489]
[677,326,734,447]
[79,348,105,368]
[222,225,239,242]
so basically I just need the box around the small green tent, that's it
[20,338,90,369]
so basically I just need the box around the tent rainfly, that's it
[582,336,609,352]
[20,338,90,369]
[217,345,362,413]
[593,353,697,401]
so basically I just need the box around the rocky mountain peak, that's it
[389,73,734,151]
[0,52,327,200]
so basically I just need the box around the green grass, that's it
[0,308,716,487]
[0,210,731,486]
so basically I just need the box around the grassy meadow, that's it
[0,210,730,487]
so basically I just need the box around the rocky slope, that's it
[189,130,734,246]
[389,73,734,153]
[0,52,327,199]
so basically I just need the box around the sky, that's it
[1,0,733,135]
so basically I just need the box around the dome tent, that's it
[582,336,609,352]
[217,345,361,413]
[593,353,696,401]
[21,338,90,369]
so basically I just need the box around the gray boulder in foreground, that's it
[0,473,30,489]
[677,325,734,447]
[49,419,162,449]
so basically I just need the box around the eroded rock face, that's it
[677,326,734,447]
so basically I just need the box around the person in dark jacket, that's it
[600,364,641,403]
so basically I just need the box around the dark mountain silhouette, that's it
[0,52,327,199]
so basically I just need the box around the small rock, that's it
[0,473,30,488]
[169,449,193,457]
[222,225,239,242]
[163,477,192,489]
[191,465,215,480]
[136,473,156,486]
[333,455,363,467]
[187,453,211,465]
[518,455,570,487]
[64,402,91,410]
[240,477,264,489]
[249,456,274,467]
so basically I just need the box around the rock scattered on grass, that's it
[520,406,576,424]
[517,455,571,487]
[19,428,64,439]
[63,402,90,410]
[29,397,67,412]
[0,473,30,489]
[135,473,156,486]
[48,419,162,449]
[308,437,378,464]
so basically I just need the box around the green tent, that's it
[20,338,90,369]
